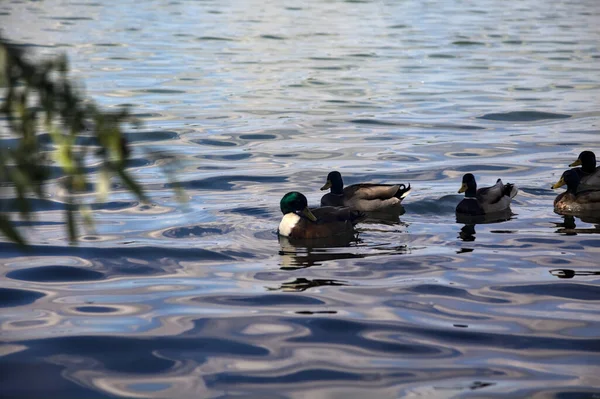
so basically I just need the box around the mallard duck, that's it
[456,173,518,215]
[567,151,600,188]
[552,169,600,214]
[320,171,411,212]
[278,191,363,239]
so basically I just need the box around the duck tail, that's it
[394,183,411,200]
[504,183,518,198]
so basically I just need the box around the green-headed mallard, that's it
[320,171,411,212]
[552,169,600,214]
[456,173,518,215]
[567,150,600,188]
[278,191,363,239]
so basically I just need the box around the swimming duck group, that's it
[278,150,600,239]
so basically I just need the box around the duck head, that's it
[570,151,597,173]
[280,192,317,221]
[552,169,580,193]
[458,173,477,197]
[320,171,344,194]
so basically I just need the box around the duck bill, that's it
[302,207,318,222]
[569,159,582,167]
[320,180,332,191]
[551,177,566,189]
[458,183,467,194]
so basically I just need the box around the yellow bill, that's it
[458,183,467,193]
[569,159,582,167]
[320,180,332,191]
[302,207,318,222]
[552,177,566,189]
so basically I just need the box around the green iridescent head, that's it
[280,192,317,221]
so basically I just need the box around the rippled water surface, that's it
[2,0,600,397]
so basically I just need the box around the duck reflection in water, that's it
[360,206,407,226]
[459,224,477,242]
[554,214,600,235]
[278,233,409,270]
[277,233,363,270]
[550,269,600,279]
[456,210,513,251]
[267,277,348,292]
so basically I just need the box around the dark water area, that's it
[1,0,600,397]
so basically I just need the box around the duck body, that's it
[456,173,518,216]
[278,192,362,239]
[569,151,600,189]
[552,169,600,215]
[320,171,411,212]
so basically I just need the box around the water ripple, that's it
[479,111,571,121]
[495,283,600,300]
[7,266,105,283]
[0,288,45,308]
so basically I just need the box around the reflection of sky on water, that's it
[2,0,600,397]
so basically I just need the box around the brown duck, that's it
[320,171,411,212]
[552,169,600,214]
[278,191,363,239]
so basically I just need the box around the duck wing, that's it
[555,189,600,214]
[575,189,600,205]
[476,179,505,204]
[311,206,363,223]
[580,167,600,188]
[291,217,355,239]
[553,191,568,207]
[344,183,399,200]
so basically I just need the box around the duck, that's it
[278,191,363,239]
[456,173,518,215]
[551,169,600,214]
[320,171,411,212]
[567,151,600,188]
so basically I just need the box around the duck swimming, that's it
[278,191,363,239]
[552,169,600,214]
[456,173,518,216]
[320,171,411,212]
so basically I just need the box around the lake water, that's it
[1,0,600,397]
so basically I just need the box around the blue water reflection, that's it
[2,0,600,397]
